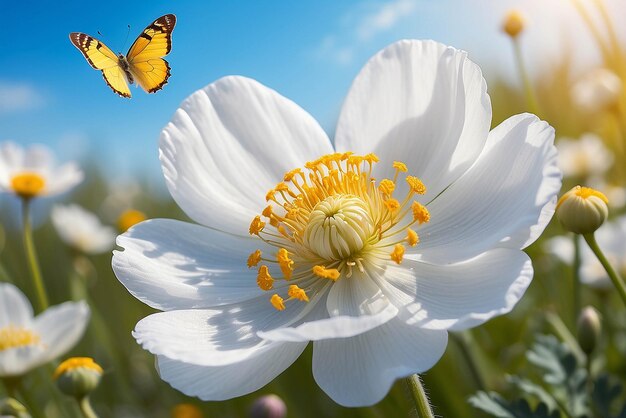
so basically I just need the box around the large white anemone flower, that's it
[113,40,561,406]
[0,283,90,377]
[51,204,116,254]
[0,142,83,200]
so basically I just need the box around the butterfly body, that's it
[70,14,176,98]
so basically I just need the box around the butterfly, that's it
[69,14,176,98]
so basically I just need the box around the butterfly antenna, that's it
[121,24,132,53]
[97,30,103,36]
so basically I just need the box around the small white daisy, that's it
[556,133,613,179]
[51,204,116,254]
[0,283,90,377]
[0,142,83,200]
[546,215,626,289]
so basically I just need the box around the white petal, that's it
[160,76,333,236]
[258,292,397,342]
[45,163,83,196]
[416,114,561,263]
[0,345,46,377]
[133,296,315,366]
[312,318,448,407]
[24,145,54,171]
[335,39,491,202]
[155,339,307,401]
[113,219,268,311]
[399,249,533,331]
[0,283,33,327]
[33,301,90,364]
[0,142,23,190]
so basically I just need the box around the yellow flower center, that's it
[117,209,147,232]
[0,325,41,351]
[10,172,46,199]
[53,357,103,379]
[248,153,430,310]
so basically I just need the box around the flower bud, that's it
[54,357,103,398]
[502,10,525,38]
[171,403,203,418]
[249,394,287,418]
[117,209,147,232]
[0,398,31,418]
[577,306,601,355]
[556,186,608,234]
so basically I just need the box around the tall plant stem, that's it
[21,198,48,312]
[405,374,435,418]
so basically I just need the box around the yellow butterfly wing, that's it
[69,32,131,98]
[126,14,176,93]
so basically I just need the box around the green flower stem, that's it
[583,233,626,307]
[404,374,435,418]
[21,199,48,312]
[78,396,98,418]
[511,38,540,115]
[573,235,582,325]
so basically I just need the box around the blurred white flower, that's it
[571,68,623,112]
[587,179,626,209]
[0,283,90,377]
[0,142,83,200]
[113,40,561,406]
[556,134,613,179]
[545,215,626,289]
[52,204,116,254]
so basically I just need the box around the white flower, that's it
[571,68,623,112]
[113,40,561,406]
[0,142,83,199]
[51,204,116,254]
[556,134,613,179]
[546,215,626,289]
[0,283,90,377]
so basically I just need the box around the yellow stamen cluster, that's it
[248,153,430,310]
[53,357,103,379]
[10,172,46,199]
[0,326,41,351]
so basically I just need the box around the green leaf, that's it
[468,392,560,418]
[592,374,626,418]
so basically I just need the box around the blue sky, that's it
[0,0,613,183]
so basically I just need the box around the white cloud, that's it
[313,0,420,66]
[0,82,44,113]
[358,0,417,40]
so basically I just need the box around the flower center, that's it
[248,153,431,310]
[0,325,41,351]
[304,195,373,260]
[11,172,46,199]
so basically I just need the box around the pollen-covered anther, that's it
[247,250,262,268]
[277,248,294,280]
[270,294,285,311]
[313,265,340,281]
[287,285,309,302]
[384,198,400,212]
[0,326,41,351]
[257,265,274,290]
[249,216,265,235]
[406,229,419,246]
[406,176,426,195]
[378,179,395,196]
[262,205,273,218]
[11,172,46,199]
[390,244,405,264]
[411,201,430,224]
[393,161,408,172]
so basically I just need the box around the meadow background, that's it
[1,0,626,416]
